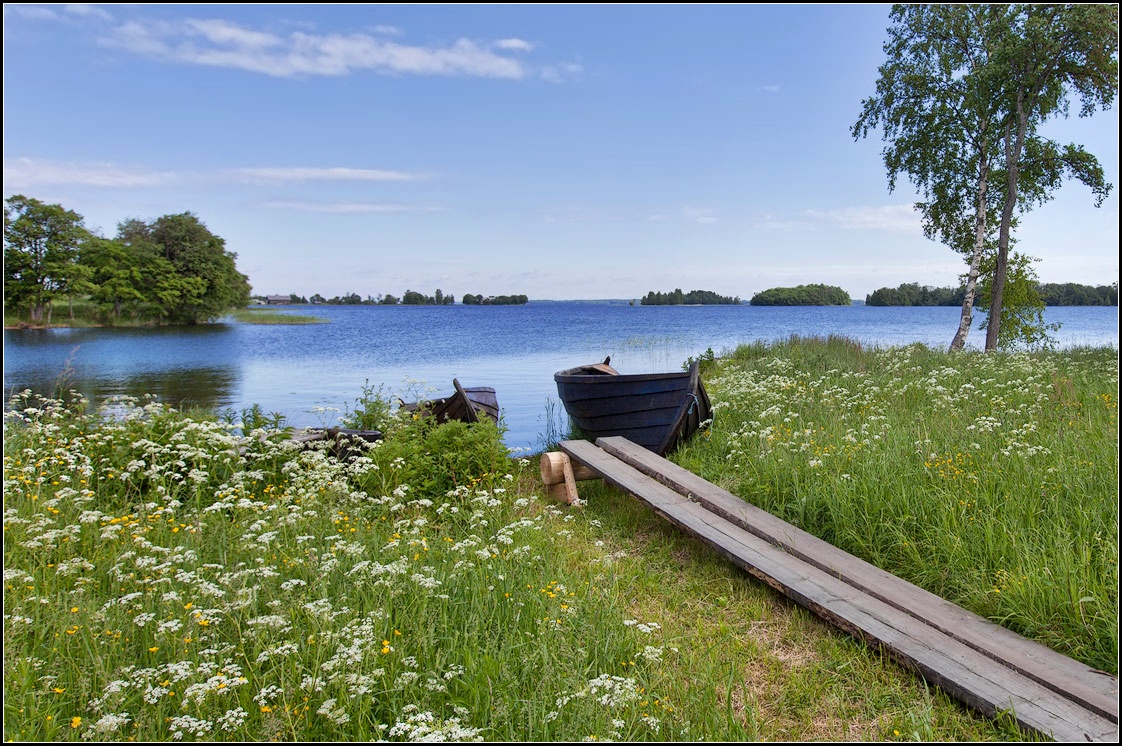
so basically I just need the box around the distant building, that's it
[266,295,292,305]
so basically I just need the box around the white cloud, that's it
[683,207,718,224]
[540,62,582,83]
[3,157,175,189]
[373,25,402,36]
[234,167,424,184]
[64,4,114,22]
[100,18,535,79]
[759,84,781,93]
[262,201,441,214]
[5,5,61,21]
[494,38,533,52]
[805,205,922,232]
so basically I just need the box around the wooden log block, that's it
[539,452,589,504]
[540,451,598,483]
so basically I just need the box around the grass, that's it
[3,300,327,328]
[3,337,1114,741]
[224,308,328,325]
[674,335,1118,673]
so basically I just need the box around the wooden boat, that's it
[554,357,711,455]
[400,379,500,424]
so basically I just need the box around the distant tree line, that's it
[4,195,250,325]
[1037,282,1117,306]
[866,284,966,306]
[298,290,528,305]
[640,289,741,305]
[461,294,529,305]
[750,284,852,306]
[866,282,1117,306]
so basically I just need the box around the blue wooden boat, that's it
[554,358,711,455]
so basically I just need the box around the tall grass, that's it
[674,336,1118,673]
[225,308,327,325]
[9,333,1111,742]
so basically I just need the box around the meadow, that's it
[3,337,1116,741]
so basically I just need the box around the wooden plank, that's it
[559,439,1117,742]
[595,436,1119,724]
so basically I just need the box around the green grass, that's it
[674,335,1118,673]
[5,337,1114,741]
[225,308,328,325]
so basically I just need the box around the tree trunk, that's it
[986,92,1028,351]
[45,301,54,326]
[950,149,990,352]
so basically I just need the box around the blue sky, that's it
[4,4,1118,301]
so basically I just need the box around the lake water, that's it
[4,303,1117,452]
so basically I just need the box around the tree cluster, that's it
[750,284,852,306]
[1037,283,1117,307]
[867,281,1117,307]
[4,195,250,325]
[640,289,741,305]
[460,291,529,302]
[866,284,966,307]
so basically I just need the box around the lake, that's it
[4,303,1118,452]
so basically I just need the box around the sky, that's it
[3,4,1118,302]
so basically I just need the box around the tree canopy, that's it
[640,289,741,305]
[4,196,251,325]
[749,284,851,306]
[4,195,92,324]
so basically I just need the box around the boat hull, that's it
[554,361,711,455]
[401,379,499,424]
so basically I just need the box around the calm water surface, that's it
[5,303,1117,451]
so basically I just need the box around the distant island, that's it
[461,294,528,306]
[640,289,741,305]
[750,284,852,306]
[865,282,1117,306]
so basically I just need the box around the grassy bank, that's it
[4,301,325,328]
[4,338,1115,741]
[224,308,328,324]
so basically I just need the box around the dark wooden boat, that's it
[400,379,500,424]
[554,358,711,455]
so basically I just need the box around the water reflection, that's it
[5,366,239,415]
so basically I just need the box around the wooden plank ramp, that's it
[559,437,1118,743]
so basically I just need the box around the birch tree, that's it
[854,4,1116,351]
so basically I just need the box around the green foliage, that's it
[144,212,251,324]
[401,288,455,305]
[338,380,395,432]
[749,284,851,306]
[866,283,966,307]
[461,293,529,305]
[640,289,740,305]
[976,253,1060,352]
[3,194,93,323]
[868,281,1119,307]
[4,197,252,327]
[1037,282,1118,306]
[356,415,512,499]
